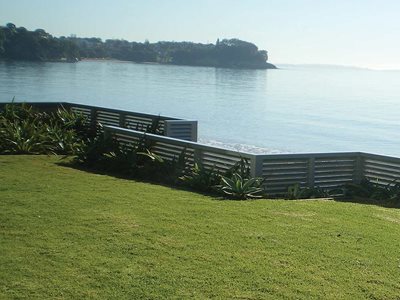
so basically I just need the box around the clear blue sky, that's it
[1,0,400,69]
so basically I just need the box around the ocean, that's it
[1,60,399,156]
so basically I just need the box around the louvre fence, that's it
[104,125,400,196]
[2,101,400,195]
[0,102,198,142]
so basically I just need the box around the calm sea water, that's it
[0,60,399,156]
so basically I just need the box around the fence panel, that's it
[314,155,357,189]
[0,102,197,141]
[104,125,254,175]
[362,153,400,185]
[259,157,309,195]
[256,153,360,195]
[164,120,198,142]
[4,102,400,195]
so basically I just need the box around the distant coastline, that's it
[0,23,276,70]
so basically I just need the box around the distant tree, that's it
[6,23,16,33]
[0,28,5,56]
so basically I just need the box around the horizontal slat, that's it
[364,161,400,173]
[265,179,307,186]
[315,173,353,180]
[364,166,400,179]
[315,167,354,174]
[262,160,308,166]
[364,172,399,182]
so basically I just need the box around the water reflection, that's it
[0,61,399,156]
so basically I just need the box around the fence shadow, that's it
[332,197,399,209]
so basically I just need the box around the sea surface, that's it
[0,60,399,156]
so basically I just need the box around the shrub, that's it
[0,117,48,154]
[224,157,251,179]
[74,130,187,184]
[180,161,221,193]
[0,102,89,155]
[344,178,400,204]
[286,184,329,200]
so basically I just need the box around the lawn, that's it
[1,156,400,299]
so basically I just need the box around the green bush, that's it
[74,130,187,184]
[285,184,329,200]
[344,178,400,204]
[179,161,221,193]
[0,102,89,155]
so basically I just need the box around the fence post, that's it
[308,157,315,188]
[354,153,365,184]
[90,108,98,129]
[164,120,198,142]
[193,148,203,167]
[103,125,112,140]
[119,113,126,128]
[250,155,263,178]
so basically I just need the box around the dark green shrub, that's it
[286,184,329,200]
[0,102,89,155]
[74,128,135,172]
[74,130,187,184]
[225,157,251,179]
[344,178,400,204]
[0,117,49,154]
[180,161,221,193]
[135,148,187,184]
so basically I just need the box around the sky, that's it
[1,0,400,69]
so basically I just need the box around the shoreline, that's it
[80,58,277,69]
[1,57,277,69]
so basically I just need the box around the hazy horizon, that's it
[2,0,400,69]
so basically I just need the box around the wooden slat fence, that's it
[0,102,198,142]
[2,102,400,196]
[105,125,253,175]
[251,153,359,195]
[362,153,400,185]
[104,126,400,195]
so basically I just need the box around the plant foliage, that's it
[286,184,329,200]
[180,161,221,193]
[218,173,264,200]
[344,178,400,204]
[0,102,89,155]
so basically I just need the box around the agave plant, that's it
[218,173,264,200]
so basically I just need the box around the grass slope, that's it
[1,156,400,299]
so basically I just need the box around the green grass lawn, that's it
[1,156,400,299]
